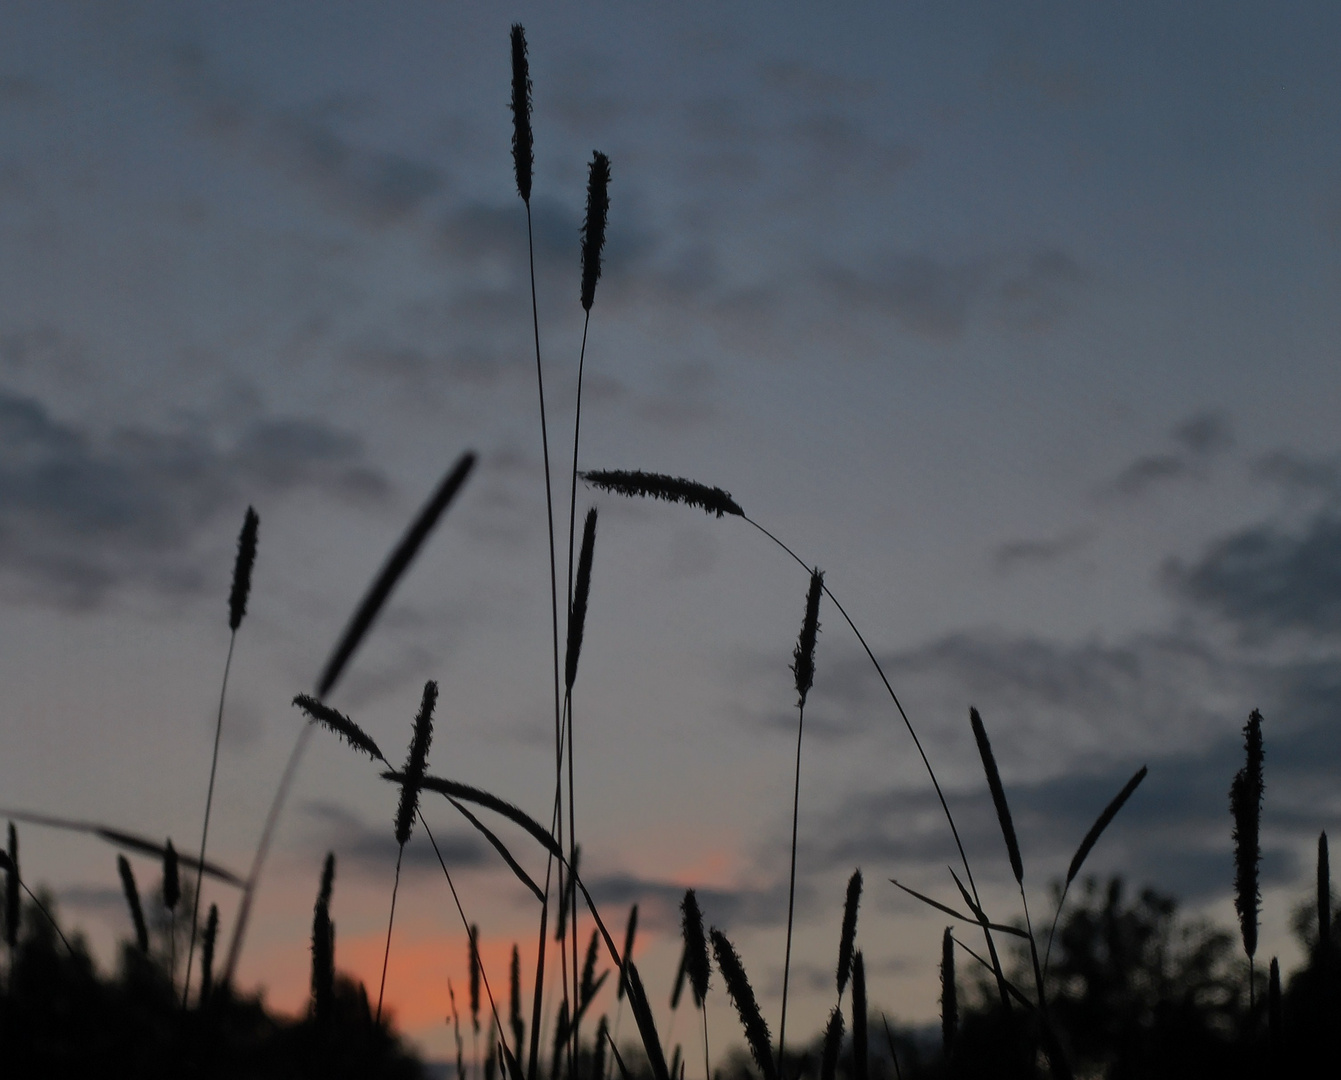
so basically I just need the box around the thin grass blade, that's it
[1066,765,1147,884]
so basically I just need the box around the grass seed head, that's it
[837,868,862,996]
[1230,708,1265,960]
[510,25,533,203]
[228,506,259,631]
[294,694,386,762]
[395,680,438,847]
[970,707,1024,885]
[791,569,824,708]
[163,839,180,912]
[580,152,611,311]
[680,889,711,1007]
[565,507,598,691]
[581,469,744,518]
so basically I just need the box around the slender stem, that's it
[565,690,579,1080]
[701,995,711,1080]
[222,720,314,987]
[742,516,1008,1004]
[1042,880,1073,981]
[183,631,235,1007]
[16,879,75,956]
[376,845,406,1024]
[742,517,979,902]
[778,701,805,1073]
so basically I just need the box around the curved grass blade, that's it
[446,796,545,903]
[888,879,1026,937]
[318,452,475,697]
[386,772,561,858]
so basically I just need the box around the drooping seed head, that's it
[163,839,180,912]
[565,507,598,691]
[581,470,744,519]
[680,889,710,1007]
[228,506,259,631]
[395,681,438,847]
[580,152,611,311]
[1230,708,1265,960]
[837,868,862,996]
[509,25,533,204]
[791,569,824,708]
[294,694,386,762]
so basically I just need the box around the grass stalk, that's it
[779,569,823,1071]
[184,506,256,1007]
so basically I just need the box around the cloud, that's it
[1101,412,1234,499]
[0,388,388,608]
[817,247,1086,340]
[303,800,487,876]
[584,870,789,933]
[993,531,1090,573]
[1172,411,1234,456]
[162,42,446,226]
[1165,512,1341,640]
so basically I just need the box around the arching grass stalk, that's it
[579,469,995,979]
[779,568,822,1073]
[224,454,474,987]
[0,842,74,956]
[577,471,985,918]
[184,506,256,1007]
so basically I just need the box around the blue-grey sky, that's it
[3,0,1341,1062]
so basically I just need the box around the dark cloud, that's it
[1252,450,1341,500]
[1106,454,1190,497]
[993,531,1089,572]
[1166,512,1341,639]
[1172,411,1234,456]
[584,870,790,933]
[817,247,1086,340]
[302,800,487,876]
[1101,411,1233,499]
[0,388,388,608]
[0,74,42,105]
[163,42,446,226]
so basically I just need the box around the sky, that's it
[3,0,1341,1065]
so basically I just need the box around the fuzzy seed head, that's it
[228,507,259,631]
[791,569,824,707]
[1230,708,1265,959]
[581,469,744,518]
[580,152,611,311]
[680,889,711,1007]
[509,26,533,203]
[162,839,180,912]
[395,681,438,847]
